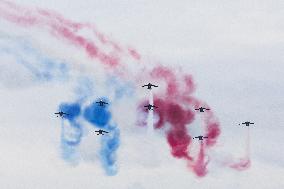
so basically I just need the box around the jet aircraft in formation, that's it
[195,107,210,112]
[142,83,158,90]
[54,111,69,118]
[95,129,109,135]
[193,136,208,140]
[144,104,158,110]
[55,82,255,139]
[240,121,254,126]
[96,100,108,107]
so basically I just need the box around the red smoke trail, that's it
[0,0,227,177]
[0,0,141,68]
[229,126,251,170]
[136,65,221,177]
[192,141,209,177]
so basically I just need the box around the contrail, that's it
[245,126,251,160]
[146,90,154,136]
[229,124,251,170]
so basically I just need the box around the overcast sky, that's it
[0,0,284,189]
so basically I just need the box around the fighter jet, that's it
[55,111,69,118]
[193,136,208,140]
[96,100,108,107]
[95,129,109,135]
[195,107,210,112]
[144,104,158,110]
[142,83,158,90]
[241,122,254,126]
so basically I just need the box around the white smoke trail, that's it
[147,90,154,136]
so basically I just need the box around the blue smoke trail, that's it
[60,121,83,164]
[0,34,122,174]
[0,34,68,83]
[83,98,120,175]
[100,124,120,175]
[83,99,111,128]
[59,103,82,164]
[59,102,81,122]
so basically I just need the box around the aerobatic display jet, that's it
[193,136,209,140]
[96,100,109,107]
[195,107,210,112]
[142,83,158,90]
[241,121,254,126]
[95,129,109,135]
[55,111,69,118]
[144,104,158,110]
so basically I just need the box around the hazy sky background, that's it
[0,0,283,188]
